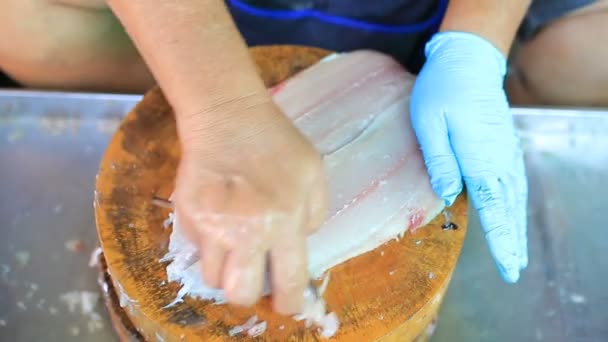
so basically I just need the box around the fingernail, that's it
[519,251,529,271]
[224,270,256,307]
[519,233,529,271]
[444,195,457,207]
[499,266,520,284]
[434,179,461,206]
[275,297,303,315]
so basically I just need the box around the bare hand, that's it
[173,98,327,314]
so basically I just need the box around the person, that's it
[1,0,606,315]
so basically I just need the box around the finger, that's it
[409,108,463,206]
[504,165,527,274]
[199,235,226,289]
[466,176,520,283]
[222,249,266,307]
[173,198,202,246]
[500,133,529,272]
[270,228,308,315]
[512,140,529,270]
[305,175,328,235]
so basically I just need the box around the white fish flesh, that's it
[161,50,445,329]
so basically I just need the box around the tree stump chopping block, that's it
[94,45,468,342]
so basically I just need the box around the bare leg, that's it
[0,1,155,93]
[506,1,608,107]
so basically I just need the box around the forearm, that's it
[105,0,270,135]
[440,0,532,56]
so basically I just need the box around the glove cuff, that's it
[424,31,508,77]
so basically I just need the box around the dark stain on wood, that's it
[165,304,208,327]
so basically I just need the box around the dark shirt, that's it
[227,0,446,73]
[0,0,446,88]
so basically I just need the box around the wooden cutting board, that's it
[93,45,468,342]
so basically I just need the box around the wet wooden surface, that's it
[93,45,468,341]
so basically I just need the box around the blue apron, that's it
[226,0,448,73]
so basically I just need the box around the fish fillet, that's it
[161,50,445,309]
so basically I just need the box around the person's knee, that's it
[0,0,153,92]
[508,1,608,106]
[507,19,584,105]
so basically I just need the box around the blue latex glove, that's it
[410,31,528,283]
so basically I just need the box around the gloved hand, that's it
[410,31,528,283]
[174,97,327,314]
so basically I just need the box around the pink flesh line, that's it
[325,152,409,222]
[271,53,431,232]
[269,81,287,95]
[287,64,396,123]
[408,208,426,232]
[271,52,401,118]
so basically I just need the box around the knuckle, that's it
[276,273,306,295]
[300,153,324,182]
[202,267,220,288]
[225,287,257,307]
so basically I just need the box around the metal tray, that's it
[0,90,606,342]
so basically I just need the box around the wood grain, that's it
[94,45,468,342]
